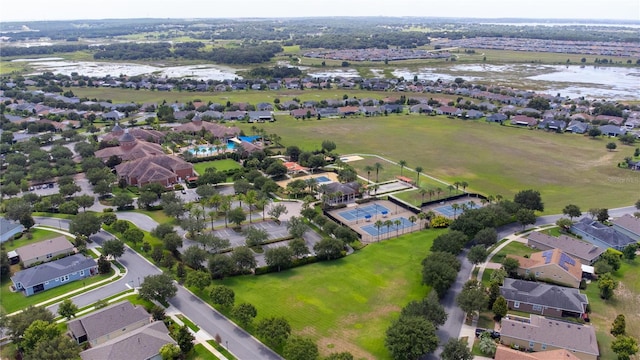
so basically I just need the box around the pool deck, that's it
[276,172,340,187]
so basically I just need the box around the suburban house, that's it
[500,279,588,318]
[598,124,626,137]
[511,115,538,127]
[174,119,240,141]
[322,182,361,204]
[527,231,605,265]
[80,321,175,360]
[68,301,151,347]
[337,106,360,116]
[15,236,75,268]
[571,218,637,251]
[537,119,566,131]
[486,113,508,123]
[0,218,24,243]
[101,124,165,144]
[290,108,317,119]
[494,346,580,360]
[11,254,97,296]
[115,155,194,187]
[565,120,589,134]
[507,249,582,288]
[611,214,640,241]
[247,111,273,122]
[500,315,599,360]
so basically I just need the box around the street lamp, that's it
[355,206,359,224]
[138,277,140,287]
[226,341,229,350]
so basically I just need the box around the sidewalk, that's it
[166,307,229,360]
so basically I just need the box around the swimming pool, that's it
[314,176,332,183]
[188,141,236,155]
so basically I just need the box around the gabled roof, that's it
[11,254,96,289]
[612,214,640,236]
[80,321,175,360]
[527,231,605,263]
[571,218,636,248]
[509,248,582,282]
[15,236,74,262]
[501,315,599,357]
[68,301,150,342]
[323,181,360,196]
[0,218,24,242]
[500,279,588,314]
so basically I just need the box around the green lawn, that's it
[193,159,242,176]
[207,340,237,360]
[187,344,218,360]
[193,230,443,359]
[583,259,640,360]
[491,242,532,264]
[0,269,114,314]
[1,228,68,251]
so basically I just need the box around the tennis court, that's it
[361,217,415,236]
[337,204,390,222]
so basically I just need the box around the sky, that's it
[1,0,639,22]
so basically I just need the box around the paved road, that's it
[169,287,281,360]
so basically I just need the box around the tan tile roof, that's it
[16,236,74,262]
[508,248,582,282]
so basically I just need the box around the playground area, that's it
[328,199,420,242]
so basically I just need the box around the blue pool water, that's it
[314,176,332,183]
[188,141,236,155]
[239,135,261,142]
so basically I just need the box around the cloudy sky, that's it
[1,0,638,22]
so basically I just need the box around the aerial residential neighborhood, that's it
[1,10,640,360]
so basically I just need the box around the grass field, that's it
[194,230,443,359]
[1,228,68,251]
[491,242,533,264]
[192,159,242,175]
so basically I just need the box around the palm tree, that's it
[398,160,407,176]
[467,201,476,209]
[364,165,374,184]
[447,185,455,196]
[408,215,417,229]
[394,219,402,236]
[461,181,469,192]
[451,203,461,219]
[244,190,257,223]
[453,181,461,191]
[374,220,384,242]
[374,162,383,183]
[419,188,428,205]
[495,194,504,202]
[428,189,435,201]
[384,220,393,239]
[415,166,423,187]
[417,212,427,229]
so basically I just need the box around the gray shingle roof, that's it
[613,214,640,237]
[15,236,74,263]
[527,231,605,264]
[571,218,636,248]
[500,279,588,314]
[68,301,150,342]
[80,321,175,360]
[11,254,96,289]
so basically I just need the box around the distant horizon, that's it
[1,0,638,23]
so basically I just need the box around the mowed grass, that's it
[193,159,242,175]
[211,230,443,359]
[235,115,639,213]
[1,228,68,251]
[583,259,640,360]
[491,241,533,264]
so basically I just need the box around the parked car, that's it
[475,328,500,339]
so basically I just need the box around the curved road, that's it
[35,217,281,360]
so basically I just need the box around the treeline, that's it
[443,24,640,43]
[92,42,282,64]
[294,32,430,49]
[1,44,90,57]
[248,66,302,79]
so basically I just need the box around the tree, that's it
[228,206,246,228]
[474,227,497,247]
[321,140,336,153]
[284,336,319,360]
[611,314,626,336]
[231,246,257,272]
[516,208,536,230]
[112,192,134,210]
[208,254,235,279]
[97,255,111,274]
[606,142,617,151]
[600,250,622,272]
[313,237,344,260]
[138,190,158,210]
[467,245,488,265]
[59,183,81,198]
[159,343,181,360]
[0,251,10,280]
[422,252,461,298]
[415,166,423,187]
[57,299,79,320]
[325,352,354,360]
[492,295,508,321]
[122,228,144,245]
[556,218,573,231]
[268,203,288,222]
[287,216,309,239]
[256,317,291,348]
[139,273,177,303]
[289,238,310,259]
[162,233,183,254]
[23,333,81,360]
[75,194,95,212]
[184,270,210,291]
[598,272,618,300]
[59,201,79,215]
[621,243,638,260]
[373,162,383,183]
[22,319,61,351]
[244,226,269,247]
[431,230,468,255]
[183,246,208,270]
[514,189,544,212]
[102,239,125,260]
[502,257,520,277]
[400,291,447,328]
[478,332,497,357]
[611,336,638,360]
[69,212,102,237]
[174,325,195,354]
[265,246,293,272]
[456,280,488,315]
[6,306,54,345]
[398,159,407,176]
[597,208,610,222]
[385,316,438,360]
[210,285,235,308]
[441,338,473,360]
[588,127,602,138]
[562,204,581,220]
[232,303,258,327]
